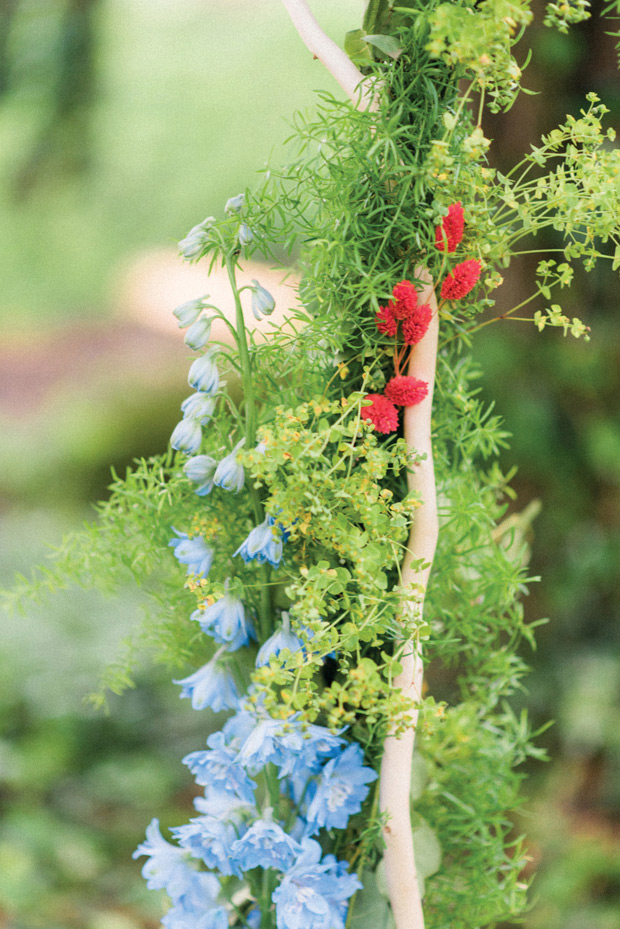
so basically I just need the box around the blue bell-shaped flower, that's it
[214,439,245,493]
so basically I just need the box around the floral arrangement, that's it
[12,1,620,928]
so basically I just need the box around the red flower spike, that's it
[391,280,418,320]
[385,375,429,407]
[434,202,465,253]
[402,303,432,346]
[360,394,399,434]
[440,259,482,301]
[375,304,398,337]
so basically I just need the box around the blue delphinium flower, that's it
[160,869,226,929]
[238,715,305,772]
[184,316,212,351]
[169,530,214,578]
[188,351,220,394]
[173,296,206,328]
[234,514,284,568]
[132,818,191,896]
[277,723,346,781]
[182,732,257,803]
[194,788,255,821]
[271,838,361,929]
[213,439,245,493]
[173,658,239,712]
[230,812,300,873]
[221,706,259,748]
[172,815,243,876]
[256,613,303,667]
[162,902,229,929]
[183,455,217,496]
[179,216,215,260]
[181,393,216,424]
[192,588,253,651]
[250,280,276,320]
[171,418,203,455]
[305,743,378,834]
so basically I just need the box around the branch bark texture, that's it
[379,275,439,929]
[280,0,378,110]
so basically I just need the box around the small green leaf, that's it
[363,34,403,60]
[345,29,373,67]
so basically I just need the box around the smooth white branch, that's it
[280,0,378,110]
[379,273,439,929]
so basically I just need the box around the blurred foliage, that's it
[1,1,619,928]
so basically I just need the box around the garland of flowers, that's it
[11,2,620,928]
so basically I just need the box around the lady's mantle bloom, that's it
[402,303,432,346]
[272,838,361,929]
[183,455,217,496]
[305,743,378,834]
[192,590,253,651]
[434,201,465,253]
[214,440,245,493]
[169,530,214,578]
[183,731,257,802]
[385,375,428,407]
[174,658,239,712]
[231,814,300,872]
[375,304,397,337]
[440,259,482,300]
[360,394,398,434]
[235,515,285,568]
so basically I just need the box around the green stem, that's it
[225,253,272,641]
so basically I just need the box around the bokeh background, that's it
[1,1,619,928]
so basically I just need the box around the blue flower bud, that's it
[256,613,303,667]
[225,192,245,214]
[238,223,254,246]
[250,280,276,320]
[170,418,202,455]
[184,316,212,351]
[181,393,216,425]
[173,296,207,328]
[179,217,215,260]
[183,455,217,496]
[214,439,245,493]
[188,352,219,395]
[173,657,239,712]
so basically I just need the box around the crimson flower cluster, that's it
[361,204,482,436]
[361,280,431,434]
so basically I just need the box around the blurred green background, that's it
[0,2,618,928]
